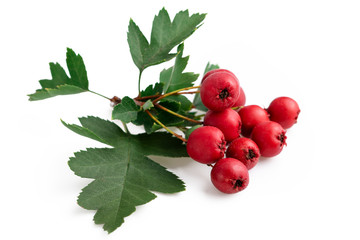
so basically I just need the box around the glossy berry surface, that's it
[202,69,237,83]
[211,158,249,194]
[204,108,241,142]
[267,96,300,129]
[186,126,226,164]
[226,137,260,170]
[232,86,246,108]
[238,105,270,137]
[250,121,287,157]
[200,71,240,111]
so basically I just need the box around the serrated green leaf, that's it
[131,111,155,134]
[70,147,184,233]
[162,94,192,111]
[203,62,220,75]
[112,97,140,123]
[193,62,220,111]
[127,8,206,71]
[63,116,187,232]
[127,19,151,71]
[160,44,199,93]
[28,48,89,101]
[140,82,163,97]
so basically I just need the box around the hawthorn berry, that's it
[186,126,226,164]
[200,70,240,111]
[232,86,246,109]
[267,96,300,129]
[250,121,287,157]
[211,158,249,194]
[203,108,241,142]
[226,137,260,170]
[202,69,238,83]
[238,105,270,137]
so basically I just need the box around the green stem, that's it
[152,86,201,104]
[138,70,143,96]
[134,90,200,102]
[145,110,187,143]
[155,104,202,124]
[88,90,111,100]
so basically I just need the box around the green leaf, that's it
[160,43,199,93]
[193,62,220,111]
[185,125,202,139]
[161,94,192,111]
[28,48,89,101]
[131,111,155,134]
[112,97,140,123]
[62,116,187,232]
[127,8,206,71]
[203,62,220,75]
[140,82,163,97]
[142,100,154,110]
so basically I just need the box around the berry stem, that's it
[231,106,243,111]
[145,110,187,142]
[134,90,200,101]
[155,104,202,124]
[134,94,162,101]
[152,86,201,104]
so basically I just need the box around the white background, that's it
[1,0,360,239]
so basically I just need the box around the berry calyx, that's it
[203,108,241,142]
[238,105,270,137]
[267,96,300,129]
[226,137,260,170]
[186,126,226,164]
[210,158,249,194]
[200,71,240,111]
[250,121,287,157]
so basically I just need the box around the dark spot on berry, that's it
[246,149,256,160]
[218,138,227,154]
[278,132,287,146]
[233,179,244,189]
[219,88,229,100]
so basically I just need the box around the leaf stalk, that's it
[152,86,200,104]
[88,90,111,100]
[145,110,187,142]
[155,104,202,124]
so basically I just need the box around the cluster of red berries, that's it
[186,69,300,194]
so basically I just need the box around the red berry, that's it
[250,121,287,157]
[204,108,241,142]
[226,137,260,170]
[238,105,270,137]
[202,69,237,83]
[200,71,240,111]
[267,97,300,129]
[211,158,249,194]
[232,87,246,108]
[186,126,226,164]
